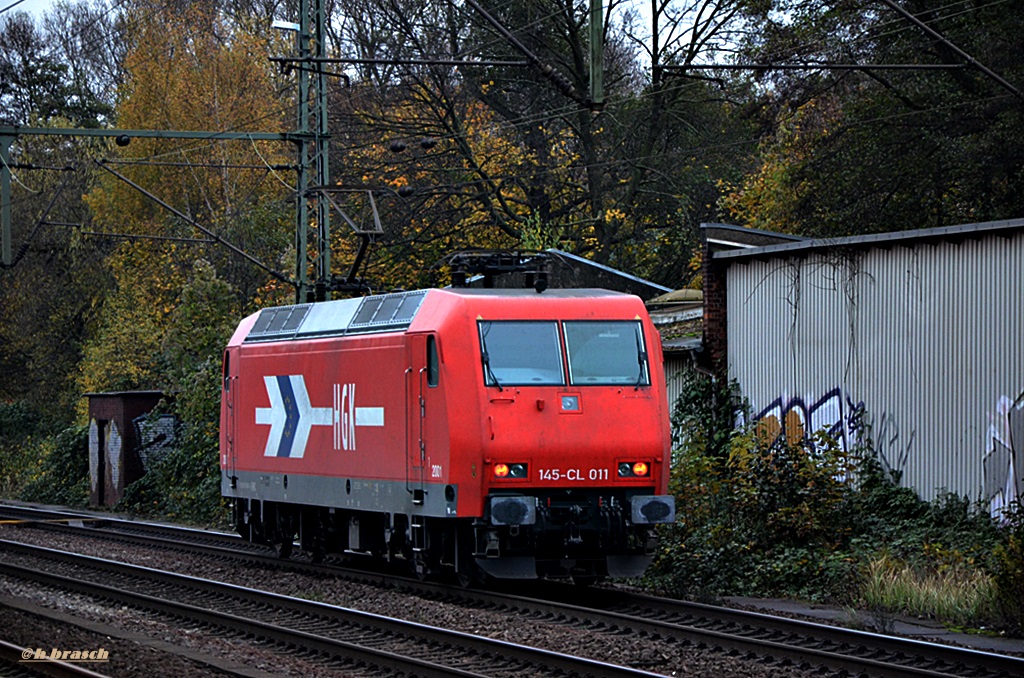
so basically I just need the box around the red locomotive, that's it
[220,287,675,582]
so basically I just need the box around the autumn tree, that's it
[79,0,294,401]
[321,0,755,289]
[0,2,125,419]
[324,0,530,289]
[607,1,760,282]
[0,7,114,126]
[723,0,1024,235]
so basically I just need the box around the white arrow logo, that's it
[256,376,384,457]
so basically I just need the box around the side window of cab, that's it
[427,335,438,387]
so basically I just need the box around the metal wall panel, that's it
[726,232,1024,512]
[663,355,695,438]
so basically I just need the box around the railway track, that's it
[0,538,659,678]
[3,503,1024,677]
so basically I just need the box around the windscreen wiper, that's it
[479,324,504,392]
[634,326,648,391]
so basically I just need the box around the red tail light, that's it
[618,461,652,478]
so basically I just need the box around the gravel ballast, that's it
[0,524,832,677]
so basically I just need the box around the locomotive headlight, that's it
[493,463,528,479]
[618,462,633,477]
[632,462,649,477]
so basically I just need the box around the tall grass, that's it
[862,553,998,628]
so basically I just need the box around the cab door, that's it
[221,349,238,483]
[406,334,438,504]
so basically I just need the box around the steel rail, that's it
[531,585,1024,678]
[5,503,1024,677]
[0,539,661,678]
[581,587,1024,677]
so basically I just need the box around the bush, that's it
[649,370,857,599]
[0,400,38,441]
[647,369,1015,636]
[727,430,854,552]
[992,501,1024,634]
[117,357,228,527]
[19,425,90,507]
[0,401,44,496]
[671,369,744,460]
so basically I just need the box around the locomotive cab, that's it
[469,312,675,580]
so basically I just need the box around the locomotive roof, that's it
[444,287,629,298]
[240,288,635,344]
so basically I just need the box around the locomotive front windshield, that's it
[565,321,649,386]
[478,319,649,387]
[479,321,565,386]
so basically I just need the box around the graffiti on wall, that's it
[753,390,921,480]
[752,388,1024,518]
[752,388,867,454]
[985,392,1024,519]
[869,411,916,481]
[133,413,177,471]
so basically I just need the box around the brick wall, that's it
[701,236,729,377]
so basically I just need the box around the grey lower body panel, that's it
[606,554,654,578]
[223,470,458,518]
[474,554,655,580]
[475,556,538,579]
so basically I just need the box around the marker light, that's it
[493,463,528,479]
[618,461,651,478]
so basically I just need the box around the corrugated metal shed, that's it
[646,289,703,422]
[715,219,1024,514]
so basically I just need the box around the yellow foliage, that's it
[77,5,293,414]
[719,97,843,233]
[86,4,290,236]
[75,240,187,418]
[686,250,703,290]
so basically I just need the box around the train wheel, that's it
[273,539,293,559]
[571,574,599,587]
[455,563,477,588]
[271,508,295,559]
[413,554,430,580]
